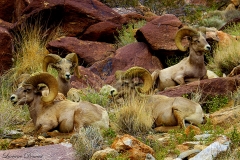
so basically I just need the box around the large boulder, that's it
[0,27,13,75]
[111,134,155,160]
[71,66,104,91]
[0,1,16,23]
[13,0,125,43]
[90,42,163,84]
[158,76,240,98]
[47,37,115,66]
[135,14,183,51]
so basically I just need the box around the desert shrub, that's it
[114,96,153,135]
[71,87,110,107]
[202,95,229,113]
[72,126,104,160]
[0,99,30,136]
[115,20,146,48]
[223,22,240,36]
[207,40,240,75]
[201,15,226,29]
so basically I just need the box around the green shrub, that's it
[115,20,146,48]
[73,87,110,107]
[202,95,229,113]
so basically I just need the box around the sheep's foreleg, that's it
[173,109,186,128]
[173,76,185,85]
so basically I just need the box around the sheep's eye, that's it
[23,89,30,92]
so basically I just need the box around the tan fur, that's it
[112,66,205,132]
[10,76,109,134]
[43,53,80,96]
[152,29,211,91]
[147,95,205,131]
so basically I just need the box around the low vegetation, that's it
[115,20,146,48]
[72,127,104,159]
[113,95,154,135]
[206,22,240,76]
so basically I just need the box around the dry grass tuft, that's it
[10,17,64,80]
[207,40,240,75]
[114,95,154,135]
[72,126,103,160]
[0,99,30,134]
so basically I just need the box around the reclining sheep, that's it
[152,27,211,91]
[10,72,109,133]
[43,53,80,96]
[113,66,206,132]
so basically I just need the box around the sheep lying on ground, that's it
[43,53,80,96]
[10,72,109,133]
[113,66,206,132]
[152,27,211,91]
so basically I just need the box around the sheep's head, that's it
[113,66,153,95]
[100,85,118,98]
[10,72,58,105]
[43,53,80,81]
[175,27,211,54]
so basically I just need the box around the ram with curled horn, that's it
[112,66,206,132]
[43,53,81,96]
[113,66,153,99]
[152,26,211,91]
[10,72,109,134]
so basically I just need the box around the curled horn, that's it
[23,72,58,102]
[43,54,62,72]
[123,66,153,93]
[175,27,199,51]
[65,53,81,78]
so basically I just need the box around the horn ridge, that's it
[124,66,153,93]
[43,54,62,72]
[24,72,58,102]
[175,27,199,51]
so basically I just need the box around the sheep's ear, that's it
[66,53,81,78]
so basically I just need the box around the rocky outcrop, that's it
[111,134,155,160]
[158,76,240,98]
[0,27,13,75]
[89,42,163,84]
[135,14,183,51]
[47,37,116,66]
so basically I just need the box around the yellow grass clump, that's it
[114,95,154,135]
[207,39,240,76]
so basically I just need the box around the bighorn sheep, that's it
[43,53,80,96]
[113,66,206,131]
[10,72,109,133]
[152,27,211,91]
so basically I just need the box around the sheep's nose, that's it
[65,73,71,80]
[110,89,118,96]
[10,94,17,102]
[205,45,211,51]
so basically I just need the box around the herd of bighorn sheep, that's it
[10,26,211,134]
